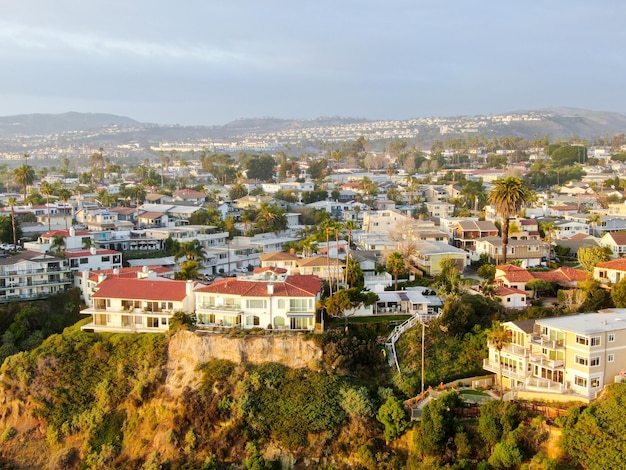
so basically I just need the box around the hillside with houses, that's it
[2,133,626,467]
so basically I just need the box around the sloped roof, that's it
[596,258,626,271]
[87,266,173,282]
[93,278,192,301]
[495,286,527,296]
[496,264,535,282]
[259,252,299,262]
[510,319,536,333]
[41,229,91,238]
[604,232,626,246]
[196,275,321,297]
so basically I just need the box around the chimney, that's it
[267,282,274,296]
[97,273,106,284]
[90,247,97,255]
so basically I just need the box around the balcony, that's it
[483,359,531,380]
[488,342,529,358]
[530,335,564,349]
[196,303,242,313]
[529,355,564,369]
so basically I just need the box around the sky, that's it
[1,1,625,126]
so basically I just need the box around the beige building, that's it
[484,310,626,401]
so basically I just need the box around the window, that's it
[541,326,548,335]
[102,256,110,262]
[290,299,308,312]
[575,356,588,366]
[277,299,285,309]
[609,334,615,342]
[576,335,589,346]
[246,299,266,309]
[574,376,587,387]
[147,317,159,328]
[591,377,601,388]
[80,258,88,264]
[590,357,600,367]
[591,337,601,346]
[608,354,615,362]
[506,298,511,303]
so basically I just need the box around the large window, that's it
[246,299,266,309]
[591,377,601,388]
[289,299,309,312]
[590,357,600,367]
[574,376,587,387]
[576,335,589,346]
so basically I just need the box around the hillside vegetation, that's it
[0,316,622,469]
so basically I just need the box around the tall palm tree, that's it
[488,177,530,264]
[386,251,406,290]
[487,321,512,400]
[13,164,35,202]
[50,235,66,254]
[7,197,17,247]
[40,181,53,231]
[174,239,206,262]
[539,220,557,263]
[57,189,72,229]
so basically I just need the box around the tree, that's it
[477,264,496,283]
[386,252,405,289]
[488,177,530,264]
[255,203,287,234]
[611,277,626,307]
[587,214,603,237]
[229,183,248,201]
[13,164,35,202]
[40,181,53,231]
[176,260,200,280]
[245,154,276,182]
[174,239,206,262]
[526,278,552,300]
[487,321,511,400]
[578,246,610,272]
[434,257,467,299]
[6,197,18,247]
[50,235,66,254]
[57,189,72,229]
[376,396,409,442]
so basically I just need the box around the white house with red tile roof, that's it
[494,286,528,309]
[495,264,536,291]
[259,252,299,273]
[594,258,626,284]
[75,265,176,303]
[81,278,198,333]
[173,189,206,204]
[195,272,322,330]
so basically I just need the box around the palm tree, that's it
[13,164,35,202]
[7,197,17,247]
[588,214,602,237]
[57,189,72,229]
[50,235,66,254]
[386,251,406,290]
[176,260,200,280]
[40,181,53,231]
[487,322,511,400]
[488,177,530,264]
[175,239,206,262]
[480,281,497,299]
[539,220,557,263]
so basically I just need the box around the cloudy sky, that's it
[1,1,624,125]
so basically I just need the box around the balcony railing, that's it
[529,355,564,369]
[196,304,242,312]
[488,342,529,357]
[483,359,531,380]
[530,335,564,349]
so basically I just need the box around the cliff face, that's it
[165,330,323,395]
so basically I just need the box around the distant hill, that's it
[0,112,141,137]
[0,109,625,148]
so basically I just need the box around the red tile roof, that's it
[42,229,92,238]
[196,275,321,297]
[253,266,288,275]
[93,278,193,301]
[496,265,535,282]
[259,252,299,261]
[174,189,206,199]
[495,286,527,296]
[596,258,626,271]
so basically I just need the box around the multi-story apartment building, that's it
[484,310,626,401]
[0,250,72,302]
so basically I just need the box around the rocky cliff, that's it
[165,330,323,395]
